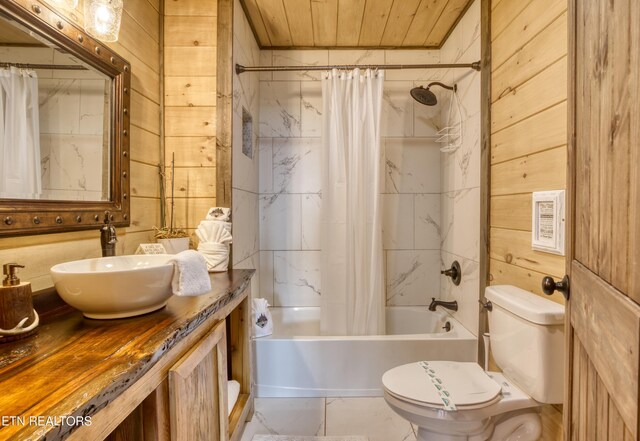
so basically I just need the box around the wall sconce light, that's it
[84,0,123,42]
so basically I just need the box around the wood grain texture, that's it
[0,270,253,441]
[570,262,639,438]
[164,0,218,17]
[238,0,473,48]
[169,320,226,441]
[403,0,449,46]
[165,136,217,167]
[478,0,491,359]
[379,0,421,47]
[164,107,217,137]
[256,0,292,46]
[130,127,161,166]
[490,227,565,277]
[164,16,217,47]
[490,146,566,196]
[424,0,471,46]
[105,405,144,441]
[565,0,640,437]
[335,0,365,47]
[490,0,530,41]
[216,0,233,208]
[491,0,566,69]
[142,382,170,441]
[491,56,567,133]
[491,11,567,103]
[172,198,217,231]
[490,258,565,304]
[164,47,217,76]
[311,0,337,47]
[239,0,271,46]
[164,76,217,107]
[172,167,217,198]
[490,194,531,231]
[281,0,314,46]
[358,0,394,46]
[491,102,566,164]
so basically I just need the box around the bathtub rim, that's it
[254,311,475,342]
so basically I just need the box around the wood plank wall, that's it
[0,0,162,290]
[164,0,218,233]
[489,1,568,439]
[489,0,568,305]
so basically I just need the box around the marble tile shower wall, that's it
[257,49,451,309]
[231,0,261,301]
[439,0,482,336]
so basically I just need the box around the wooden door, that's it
[169,320,229,441]
[565,0,640,439]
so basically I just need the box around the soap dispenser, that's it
[0,263,39,343]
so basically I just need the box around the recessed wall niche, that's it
[242,107,253,159]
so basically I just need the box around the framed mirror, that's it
[0,0,130,235]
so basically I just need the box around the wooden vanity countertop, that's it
[0,269,254,441]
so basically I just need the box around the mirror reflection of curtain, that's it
[0,67,42,199]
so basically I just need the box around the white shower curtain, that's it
[0,67,42,199]
[320,68,385,336]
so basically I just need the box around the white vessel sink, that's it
[50,255,175,319]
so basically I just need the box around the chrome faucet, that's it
[100,211,117,257]
[428,297,458,312]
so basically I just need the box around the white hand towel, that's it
[227,380,240,415]
[206,207,231,221]
[169,250,211,296]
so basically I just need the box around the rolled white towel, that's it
[227,380,240,415]
[197,242,230,272]
[197,220,232,243]
[169,250,211,296]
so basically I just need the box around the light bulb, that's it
[84,0,123,43]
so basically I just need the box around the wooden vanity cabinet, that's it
[86,293,253,441]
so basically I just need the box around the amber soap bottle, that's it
[0,263,38,343]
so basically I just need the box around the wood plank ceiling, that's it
[239,0,473,49]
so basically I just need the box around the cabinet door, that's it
[169,320,228,441]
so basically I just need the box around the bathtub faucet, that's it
[428,298,458,312]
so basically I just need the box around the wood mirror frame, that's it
[0,0,130,236]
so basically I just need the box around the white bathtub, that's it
[255,306,477,397]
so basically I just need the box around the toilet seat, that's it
[382,361,503,411]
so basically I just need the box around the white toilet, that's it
[382,285,565,441]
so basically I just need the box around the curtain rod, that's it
[0,62,87,70]
[236,61,481,74]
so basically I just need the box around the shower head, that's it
[410,86,438,106]
[410,82,457,106]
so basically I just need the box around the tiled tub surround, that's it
[254,306,476,397]
[232,0,262,301]
[438,0,482,337]
[258,49,450,311]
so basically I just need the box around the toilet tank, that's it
[485,285,564,404]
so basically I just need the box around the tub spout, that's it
[428,298,458,312]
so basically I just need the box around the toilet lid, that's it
[382,361,502,410]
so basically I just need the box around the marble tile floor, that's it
[240,397,417,441]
